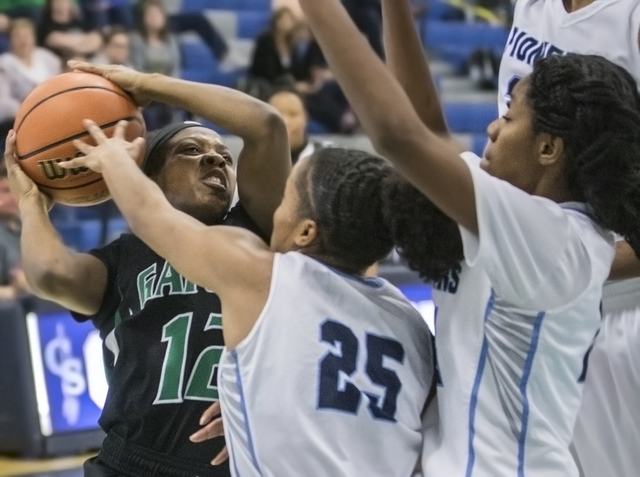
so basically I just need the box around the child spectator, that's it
[267,88,331,164]
[92,25,131,65]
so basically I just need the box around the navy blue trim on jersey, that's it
[517,311,546,477]
[465,289,496,477]
[231,350,261,473]
[325,265,385,288]
[560,202,594,221]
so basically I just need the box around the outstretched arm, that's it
[609,241,640,280]
[299,0,477,233]
[70,62,291,236]
[4,133,107,315]
[382,0,450,137]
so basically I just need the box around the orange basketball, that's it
[14,72,146,206]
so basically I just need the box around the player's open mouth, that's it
[201,169,228,191]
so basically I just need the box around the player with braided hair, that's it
[299,0,640,475]
[58,134,464,476]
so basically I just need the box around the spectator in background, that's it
[0,163,29,302]
[0,18,61,149]
[249,7,297,90]
[267,88,330,164]
[0,0,45,53]
[130,0,180,130]
[249,11,356,132]
[37,0,103,58]
[155,0,228,61]
[92,25,131,65]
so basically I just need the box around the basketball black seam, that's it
[14,85,134,133]
[18,116,143,160]
[33,176,105,191]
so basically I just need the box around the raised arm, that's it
[70,62,291,236]
[4,133,107,315]
[299,0,477,233]
[382,0,449,136]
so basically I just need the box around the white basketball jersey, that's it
[422,153,616,476]
[498,3,640,474]
[571,277,640,477]
[498,0,640,116]
[218,252,434,477]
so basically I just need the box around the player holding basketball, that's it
[495,2,640,475]
[4,64,290,477]
[299,0,640,475]
[53,119,464,476]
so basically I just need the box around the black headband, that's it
[142,121,204,175]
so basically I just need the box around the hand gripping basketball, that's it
[68,61,151,107]
[4,131,53,210]
[59,120,146,174]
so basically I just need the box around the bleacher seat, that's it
[471,133,489,156]
[423,21,509,73]
[307,120,329,135]
[54,220,102,252]
[444,103,497,133]
[181,41,217,71]
[240,0,271,11]
[181,0,237,12]
[426,1,464,21]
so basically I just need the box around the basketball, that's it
[13,72,146,207]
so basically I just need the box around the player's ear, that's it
[537,133,564,167]
[294,219,319,248]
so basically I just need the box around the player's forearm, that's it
[137,74,283,146]
[382,0,449,135]
[609,241,640,280]
[100,154,206,259]
[18,196,79,296]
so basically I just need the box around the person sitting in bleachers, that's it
[91,25,131,66]
[267,88,331,164]
[130,0,181,130]
[37,0,103,58]
[248,11,357,133]
[0,0,45,53]
[248,7,297,93]
[0,18,61,149]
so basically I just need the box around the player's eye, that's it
[184,146,200,154]
[223,154,233,165]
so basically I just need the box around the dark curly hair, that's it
[381,173,464,282]
[298,148,463,279]
[528,54,640,256]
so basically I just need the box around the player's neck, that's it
[562,0,597,13]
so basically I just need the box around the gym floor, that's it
[0,455,90,477]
